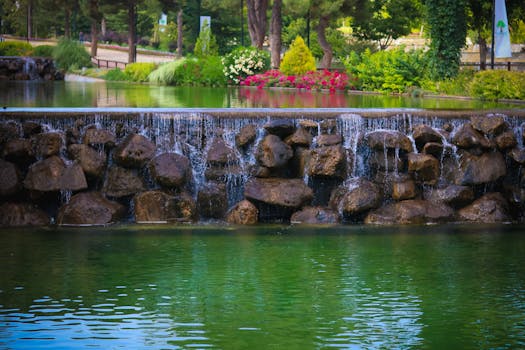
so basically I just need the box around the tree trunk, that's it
[89,0,100,58]
[101,18,106,37]
[270,0,282,68]
[27,1,33,39]
[64,8,71,39]
[479,36,487,71]
[128,1,137,63]
[246,0,268,49]
[317,15,332,69]
[177,9,183,58]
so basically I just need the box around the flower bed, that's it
[240,70,355,92]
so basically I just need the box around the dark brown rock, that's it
[368,150,405,172]
[392,179,417,200]
[508,147,525,164]
[285,127,312,147]
[451,124,493,150]
[236,124,257,148]
[471,115,508,136]
[113,134,156,168]
[423,142,445,158]
[24,156,87,192]
[68,144,107,178]
[290,206,339,224]
[412,124,443,151]
[205,164,243,181]
[83,128,116,148]
[134,190,196,223]
[22,121,42,137]
[263,119,295,138]
[455,151,506,185]
[316,134,343,147]
[495,130,517,150]
[0,122,19,147]
[0,203,49,227]
[244,178,313,209]
[307,145,347,179]
[319,119,337,134]
[0,159,21,196]
[197,182,228,219]
[329,178,382,217]
[2,138,34,165]
[256,134,293,169]
[33,132,63,158]
[365,200,453,225]
[226,200,259,224]
[103,166,146,197]
[366,130,413,153]
[407,153,440,184]
[207,137,238,166]
[457,192,511,223]
[426,185,474,208]
[57,192,125,225]
[149,152,190,188]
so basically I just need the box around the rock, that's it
[455,151,506,185]
[368,150,405,172]
[134,190,196,223]
[412,124,443,151]
[113,134,156,168]
[451,124,492,150]
[264,119,295,138]
[290,206,339,224]
[33,132,63,158]
[290,146,310,178]
[319,119,337,134]
[495,130,517,150]
[298,119,319,134]
[149,152,190,188]
[197,182,228,219]
[285,127,312,147]
[0,203,49,227]
[508,147,525,164]
[426,185,474,208]
[2,138,35,165]
[22,121,42,137]
[0,122,20,148]
[103,166,146,197]
[329,178,382,217]
[316,134,343,146]
[365,200,453,225]
[205,164,243,181]
[0,160,21,196]
[68,144,107,178]
[207,137,238,166]
[244,178,313,209]
[83,128,116,148]
[407,153,440,184]
[471,115,508,136]
[307,145,347,179]
[457,192,511,223]
[226,200,259,224]
[423,142,445,158]
[57,192,125,225]
[236,124,257,148]
[256,134,293,169]
[392,178,417,200]
[366,130,413,153]
[24,156,87,192]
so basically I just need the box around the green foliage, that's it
[148,61,184,84]
[222,46,270,84]
[279,36,316,76]
[342,47,429,92]
[0,41,33,56]
[469,70,525,100]
[53,39,91,71]
[199,56,226,86]
[426,0,468,79]
[511,20,525,43]
[104,68,128,81]
[194,21,219,58]
[124,62,157,82]
[420,69,476,96]
[32,45,55,57]
[152,21,178,52]
[148,57,226,86]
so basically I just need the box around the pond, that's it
[1,80,523,109]
[1,224,525,349]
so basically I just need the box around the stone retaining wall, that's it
[0,57,64,80]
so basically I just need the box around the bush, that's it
[342,47,429,93]
[279,36,316,76]
[104,68,128,81]
[53,39,91,71]
[0,41,33,56]
[124,62,157,82]
[194,21,218,58]
[222,46,270,84]
[148,57,226,86]
[469,70,525,100]
[199,56,226,86]
[420,69,476,96]
[32,45,55,57]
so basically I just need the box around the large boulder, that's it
[368,150,405,172]
[285,127,312,147]
[244,178,313,209]
[226,200,259,225]
[0,202,49,227]
[329,178,382,218]
[255,134,293,169]
[113,134,156,168]
[426,185,474,208]
[134,190,196,223]
[412,124,443,151]
[455,151,506,185]
[263,119,295,138]
[103,166,146,197]
[33,132,63,158]
[57,192,125,225]
[149,152,190,188]
[316,134,343,147]
[307,145,347,179]
[206,137,238,166]
[2,138,35,166]
[290,206,340,224]
[508,147,525,164]
[197,182,228,219]
[471,115,508,136]
[0,159,21,196]
[457,192,511,223]
[68,144,107,178]
[236,124,257,148]
[24,156,87,192]
[451,124,492,150]
[494,130,517,150]
[407,153,440,184]
[365,130,413,153]
[392,178,417,200]
[83,128,116,148]
[365,200,453,225]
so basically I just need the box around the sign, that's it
[494,0,512,58]
[159,13,167,26]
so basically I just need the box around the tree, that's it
[270,0,282,68]
[87,0,102,57]
[246,0,268,49]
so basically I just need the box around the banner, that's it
[494,0,512,58]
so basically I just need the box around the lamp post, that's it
[240,0,244,46]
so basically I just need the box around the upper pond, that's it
[1,80,523,109]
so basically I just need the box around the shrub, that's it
[104,68,128,81]
[222,46,270,84]
[199,56,226,86]
[149,61,183,84]
[469,70,525,100]
[279,36,316,76]
[420,69,476,96]
[53,39,91,71]
[0,41,33,56]
[124,62,157,82]
[32,45,55,57]
[194,21,218,58]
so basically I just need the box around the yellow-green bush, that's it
[0,41,33,56]
[469,70,525,100]
[124,62,157,82]
[279,36,316,76]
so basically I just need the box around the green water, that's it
[1,80,522,109]
[1,224,524,349]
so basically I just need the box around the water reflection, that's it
[0,80,520,109]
